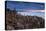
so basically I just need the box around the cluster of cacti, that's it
[5,8,45,30]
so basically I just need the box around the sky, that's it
[6,1,45,18]
[6,1,45,12]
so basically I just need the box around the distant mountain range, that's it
[17,12,45,19]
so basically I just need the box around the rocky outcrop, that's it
[5,9,45,30]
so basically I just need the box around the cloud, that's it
[25,10,45,12]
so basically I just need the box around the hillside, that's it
[5,8,45,30]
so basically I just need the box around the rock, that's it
[6,8,45,30]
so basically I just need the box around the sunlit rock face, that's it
[5,9,45,30]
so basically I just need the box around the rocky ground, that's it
[5,9,45,30]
